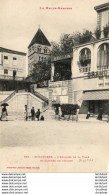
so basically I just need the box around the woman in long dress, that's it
[1,106,8,121]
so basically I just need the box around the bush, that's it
[61,104,79,116]
[95,28,101,39]
[103,25,109,38]
[53,104,60,108]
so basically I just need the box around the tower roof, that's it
[28,28,51,48]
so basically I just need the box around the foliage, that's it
[61,104,80,115]
[50,41,62,57]
[60,34,73,53]
[31,60,51,83]
[54,71,72,81]
[77,30,92,44]
[103,25,109,38]
[95,28,101,39]
[53,104,60,108]
[51,30,92,57]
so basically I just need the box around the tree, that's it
[51,30,92,57]
[31,60,51,84]
[50,41,63,57]
[60,34,73,53]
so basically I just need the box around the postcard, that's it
[0,0,109,172]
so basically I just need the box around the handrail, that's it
[33,90,49,103]
[41,104,49,113]
[0,90,16,105]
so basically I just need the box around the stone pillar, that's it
[51,63,54,81]
[71,58,73,79]
[68,80,73,104]
[49,87,53,109]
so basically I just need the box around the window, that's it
[98,83,104,87]
[41,57,43,62]
[13,57,17,60]
[79,48,91,72]
[105,83,109,86]
[38,47,41,53]
[99,77,103,80]
[97,43,109,70]
[39,56,41,61]
[44,48,47,53]
[4,56,8,60]
[4,69,8,74]
[105,75,109,79]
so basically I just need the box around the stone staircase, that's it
[0,89,55,121]
[40,108,55,120]
[0,91,16,105]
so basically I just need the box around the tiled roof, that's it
[0,47,26,56]
[28,28,51,48]
[81,90,109,101]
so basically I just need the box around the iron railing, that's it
[97,65,109,71]
[0,75,25,81]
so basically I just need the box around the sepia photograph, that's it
[0,0,109,172]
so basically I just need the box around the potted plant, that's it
[95,28,101,39]
[103,25,109,38]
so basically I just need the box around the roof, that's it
[94,2,109,12]
[0,47,26,56]
[80,90,109,101]
[28,28,51,48]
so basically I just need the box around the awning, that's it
[81,90,109,101]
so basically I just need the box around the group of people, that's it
[30,107,44,121]
[86,110,109,122]
[86,111,103,120]
[54,107,79,122]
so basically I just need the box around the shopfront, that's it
[81,90,109,114]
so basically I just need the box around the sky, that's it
[0,0,107,53]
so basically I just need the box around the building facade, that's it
[0,47,27,78]
[0,47,27,91]
[49,2,109,115]
[28,28,51,76]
